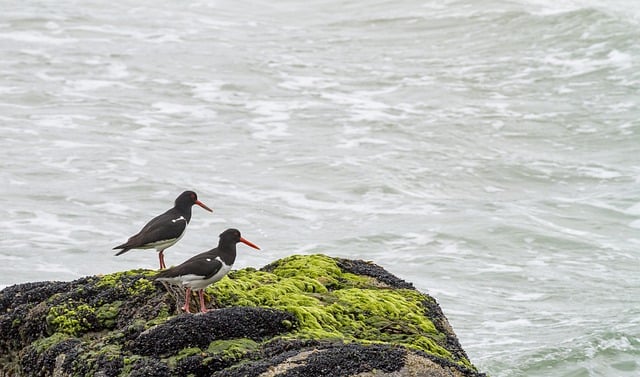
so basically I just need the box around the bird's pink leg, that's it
[199,290,209,313]
[159,250,166,269]
[182,287,191,313]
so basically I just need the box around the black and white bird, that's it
[155,228,260,313]
[113,190,213,269]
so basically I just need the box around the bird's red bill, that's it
[195,200,213,212]
[240,237,260,250]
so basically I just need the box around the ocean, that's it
[1,0,639,375]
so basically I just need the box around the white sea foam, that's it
[336,137,390,149]
[625,203,640,215]
[0,31,77,45]
[507,292,547,302]
[577,166,623,179]
[150,102,217,118]
[246,100,292,139]
[483,318,534,330]
[67,79,127,91]
[277,73,338,91]
[188,81,225,102]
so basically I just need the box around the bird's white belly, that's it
[182,263,232,290]
[145,231,185,251]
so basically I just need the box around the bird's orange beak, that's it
[195,200,213,212]
[240,237,260,250]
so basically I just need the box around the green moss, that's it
[74,343,123,375]
[96,269,157,295]
[46,299,125,337]
[46,302,96,336]
[145,303,172,328]
[123,355,141,365]
[129,277,155,295]
[178,347,203,356]
[166,347,205,369]
[120,355,143,377]
[95,301,122,329]
[164,339,261,369]
[31,332,72,353]
[18,254,474,374]
[98,344,123,360]
[266,254,370,290]
[207,254,459,365]
[206,338,259,360]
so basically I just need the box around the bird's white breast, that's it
[145,231,185,252]
[183,257,232,290]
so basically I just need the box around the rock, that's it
[0,254,486,377]
[130,307,296,357]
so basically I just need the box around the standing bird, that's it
[113,190,213,269]
[155,228,260,313]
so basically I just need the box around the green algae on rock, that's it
[0,254,485,377]
[209,254,464,365]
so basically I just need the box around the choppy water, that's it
[1,0,639,375]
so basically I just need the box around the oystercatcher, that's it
[113,190,213,269]
[155,228,260,313]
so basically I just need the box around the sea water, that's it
[1,1,639,376]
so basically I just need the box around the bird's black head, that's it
[219,228,260,250]
[219,228,242,243]
[175,190,198,205]
[175,190,213,212]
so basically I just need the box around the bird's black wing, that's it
[115,208,187,249]
[156,251,223,280]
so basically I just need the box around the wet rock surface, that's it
[335,258,415,289]
[0,255,486,377]
[131,307,297,357]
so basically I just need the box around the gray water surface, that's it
[1,1,639,376]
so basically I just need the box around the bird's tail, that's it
[154,270,172,280]
[113,245,131,256]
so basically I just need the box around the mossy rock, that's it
[0,254,486,377]
[209,254,470,366]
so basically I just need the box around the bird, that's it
[155,228,260,313]
[113,190,213,269]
